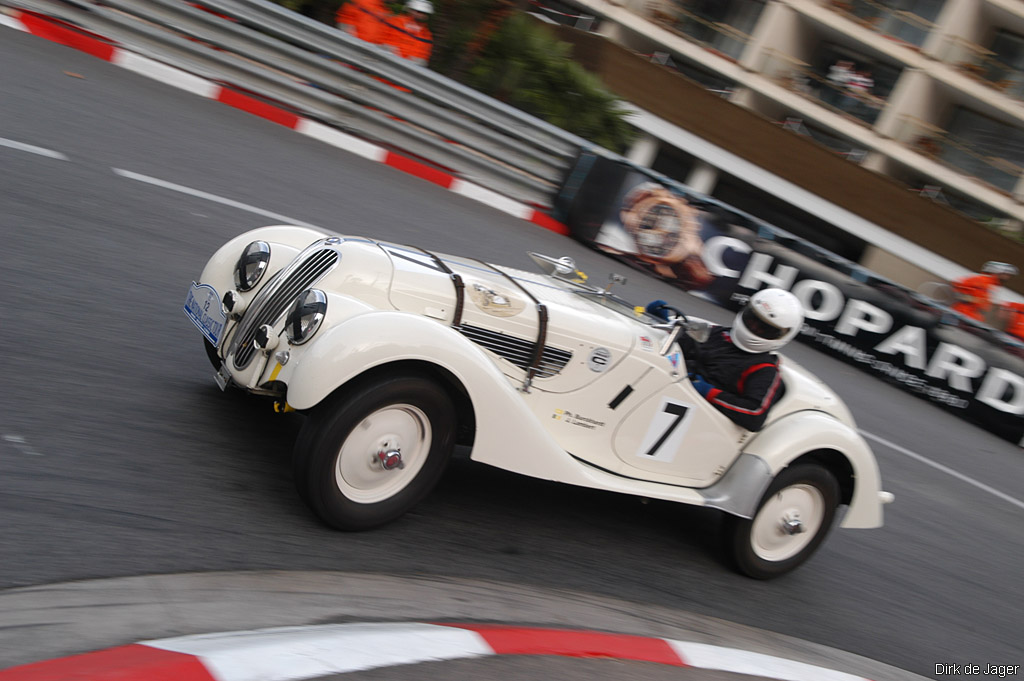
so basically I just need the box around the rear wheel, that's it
[292,374,456,530]
[724,464,840,579]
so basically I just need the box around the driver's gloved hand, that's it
[689,374,715,398]
[645,299,671,321]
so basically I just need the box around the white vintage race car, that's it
[186,226,893,579]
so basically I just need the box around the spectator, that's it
[335,0,390,44]
[950,261,1019,323]
[384,0,434,65]
[825,59,855,110]
[827,59,854,87]
[846,68,875,117]
[848,69,874,95]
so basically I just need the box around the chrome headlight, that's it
[234,240,271,292]
[285,289,327,345]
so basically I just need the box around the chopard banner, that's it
[554,152,1024,445]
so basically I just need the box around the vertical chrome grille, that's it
[231,245,339,369]
[458,324,572,378]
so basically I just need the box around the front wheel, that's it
[723,463,840,579]
[204,338,222,370]
[292,374,456,531]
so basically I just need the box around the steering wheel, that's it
[646,300,688,323]
[662,305,687,321]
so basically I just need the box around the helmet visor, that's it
[740,306,788,340]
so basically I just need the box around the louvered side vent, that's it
[232,248,339,369]
[459,324,572,378]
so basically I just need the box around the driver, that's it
[647,288,805,431]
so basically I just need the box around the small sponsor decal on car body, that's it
[552,409,606,430]
[588,347,612,372]
[667,351,681,371]
[466,280,525,317]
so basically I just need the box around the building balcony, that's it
[776,116,869,161]
[760,48,888,127]
[937,34,1024,102]
[827,0,939,49]
[649,1,763,62]
[897,115,1023,195]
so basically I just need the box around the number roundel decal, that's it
[588,347,612,372]
[635,398,695,463]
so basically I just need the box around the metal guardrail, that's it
[5,0,600,207]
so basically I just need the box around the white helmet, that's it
[731,288,804,353]
[406,0,433,14]
[981,261,1018,276]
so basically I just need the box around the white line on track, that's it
[0,136,69,160]
[2,434,42,456]
[860,429,1024,511]
[111,168,320,229]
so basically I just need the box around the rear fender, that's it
[740,411,884,529]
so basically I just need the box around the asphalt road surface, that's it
[1,28,1022,680]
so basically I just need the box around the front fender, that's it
[742,411,885,529]
[285,312,500,410]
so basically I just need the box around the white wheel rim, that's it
[750,483,825,562]
[334,404,431,504]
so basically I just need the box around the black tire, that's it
[723,463,840,579]
[203,338,223,371]
[292,374,456,531]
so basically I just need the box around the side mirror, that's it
[603,273,627,294]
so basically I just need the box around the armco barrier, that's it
[1,0,591,208]
[0,7,570,233]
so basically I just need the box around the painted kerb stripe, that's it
[0,623,876,681]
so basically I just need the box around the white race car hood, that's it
[382,245,642,392]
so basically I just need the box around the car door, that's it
[612,368,746,488]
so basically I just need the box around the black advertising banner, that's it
[555,152,1024,445]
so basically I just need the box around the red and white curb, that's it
[0,622,874,681]
[0,8,569,236]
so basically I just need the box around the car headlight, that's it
[234,240,271,291]
[285,289,327,345]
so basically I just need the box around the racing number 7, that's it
[644,402,690,457]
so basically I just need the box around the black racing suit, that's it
[678,326,785,432]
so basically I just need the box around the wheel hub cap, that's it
[334,404,430,504]
[750,483,825,562]
[780,514,805,535]
[377,449,404,470]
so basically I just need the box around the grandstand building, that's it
[530,0,1024,296]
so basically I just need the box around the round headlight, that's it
[285,289,327,345]
[234,240,271,292]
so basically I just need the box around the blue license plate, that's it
[184,282,227,347]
